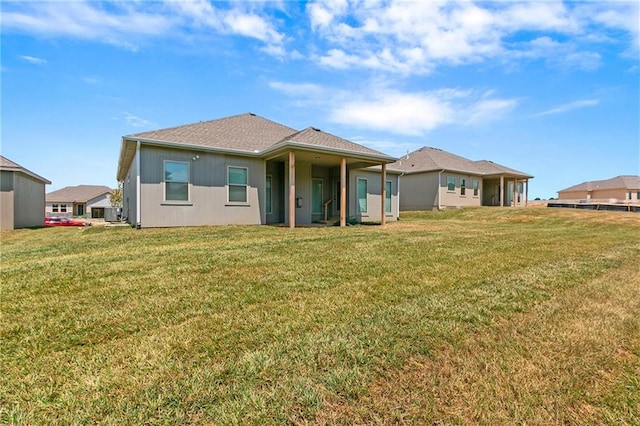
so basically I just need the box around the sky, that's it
[1,0,639,199]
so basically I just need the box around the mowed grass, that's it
[1,208,639,425]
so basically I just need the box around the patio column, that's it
[380,163,387,226]
[289,151,295,229]
[500,175,504,207]
[340,157,346,227]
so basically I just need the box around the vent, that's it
[311,127,321,132]
[249,112,256,116]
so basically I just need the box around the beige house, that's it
[389,147,533,210]
[46,185,113,218]
[116,113,399,228]
[557,175,640,203]
[0,155,51,230]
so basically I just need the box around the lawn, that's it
[1,208,639,425]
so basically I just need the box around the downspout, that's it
[438,169,444,210]
[136,140,141,229]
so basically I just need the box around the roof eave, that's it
[261,140,398,164]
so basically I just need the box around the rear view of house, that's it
[46,185,113,218]
[116,113,399,228]
[0,155,51,230]
[557,176,640,204]
[390,147,533,210]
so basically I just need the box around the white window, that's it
[385,181,392,213]
[357,178,367,213]
[473,179,479,197]
[228,166,248,203]
[60,204,67,213]
[447,176,455,192]
[266,175,272,214]
[460,178,467,196]
[52,204,59,213]
[164,161,190,201]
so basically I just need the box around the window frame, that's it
[357,178,368,214]
[311,178,323,214]
[473,179,479,197]
[447,176,456,192]
[385,180,392,214]
[60,204,67,213]
[227,166,248,204]
[163,160,190,202]
[265,175,272,214]
[460,178,467,196]
[52,203,59,213]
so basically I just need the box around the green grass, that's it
[1,208,639,424]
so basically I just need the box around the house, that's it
[557,175,640,203]
[0,155,51,230]
[389,146,533,210]
[116,113,399,228]
[46,185,113,218]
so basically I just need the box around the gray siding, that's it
[265,161,285,224]
[0,171,14,230]
[350,169,399,222]
[122,150,138,225]
[399,172,440,211]
[13,173,46,228]
[284,160,312,225]
[138,145,265,227]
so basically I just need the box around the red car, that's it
[45,217,91,227]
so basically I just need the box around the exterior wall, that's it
[349,169,399,222]
[399,172,440,210]
[310,165,333,222]
[123,150,138,225]
[12,173,46,228]
[482,178,501,206]
[558,188,632,201]
[439,172,482,208]
[46,202,73,215]
[284,160,312,225]
[265,161,285,224]
[138,145,265,228]
[399,171,481,211]
[0,171,14,230]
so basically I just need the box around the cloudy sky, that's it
[2,0,638,198]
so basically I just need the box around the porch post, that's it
[289,151,295,229]
[500,175,504,207]
[380,163,387,226]
[340,157,346,227]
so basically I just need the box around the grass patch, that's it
[1,208,639,424]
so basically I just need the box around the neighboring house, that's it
[46,185,113,218]
[0,155,51,230]
[389,146,534,210]
[116,113,399,228]
[557,175,640,203]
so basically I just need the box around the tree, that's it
[110,182,123,207]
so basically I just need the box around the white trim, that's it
[357,177,368,214]
[136,140,141,228]
[163,160,190,202]
[266,175,273,215]
[385,180,392,214]
[227,165,249,204]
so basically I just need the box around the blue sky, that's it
[2,0,638,199]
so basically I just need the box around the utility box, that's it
[104,207,121,222]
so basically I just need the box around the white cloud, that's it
[304,0,639,74]
[1,1,286,57]
[20,55,46,65]
[531,99,599,117]
[123,113,154,128]
[271,80,518,136]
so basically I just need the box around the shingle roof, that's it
[127,113,297,153]
[118,113,397,181]
[0,155,51,184]
[559,175,640,193]
[388,146,533,178]
[281,127,390,157]
[46,185,113,203]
